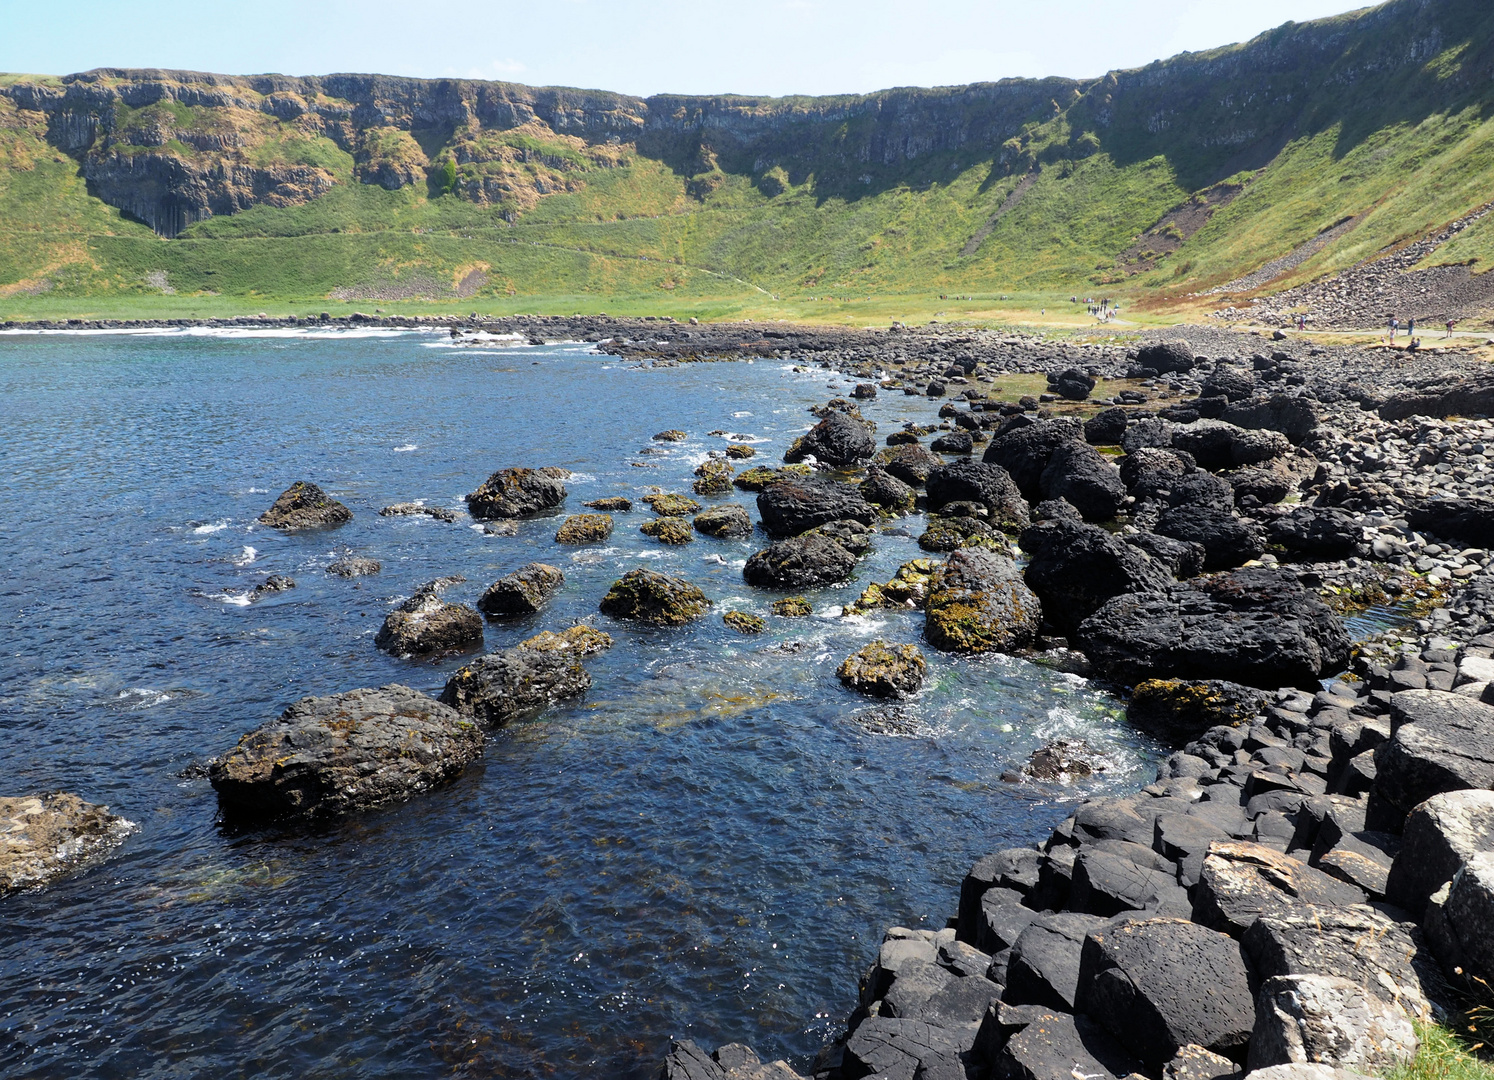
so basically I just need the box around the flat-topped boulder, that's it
[465,467,567,519]
[439,645,591,726]
[1368,690,1494,831]
[0,792,137,896]
[744,533,856,590]
[209,685,484,823]
[478,563,565,617]
[258,481,352,530]
[756,476,876,537]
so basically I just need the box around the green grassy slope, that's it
[3,0,1494,321]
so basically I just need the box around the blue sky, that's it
[1,0,1372,96]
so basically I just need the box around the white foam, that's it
[117,688,171,710]
[733,411,754,418]
[216,592,252,607]
[234,546,258,567]
[393,443,418,453]
[192,520,230,535]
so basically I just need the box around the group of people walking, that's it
[1385,315,1458,345]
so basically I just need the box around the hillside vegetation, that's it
[3,0,1494,323]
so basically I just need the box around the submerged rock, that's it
[599,569,712,625]
[0,792,137,896]
[465,467,568,519]
[477,563,564,617]
[209,685,483,823]
[837,640,926,698]
[924,548,1042,654]
[327,556,381,578]
[258,481,352,530]
[249,574,295,601]
[380,502,458,523]
[583,496,633,512]
[439,646,591,726]
[723,611,766,635]
[375,579,482,655]
[555,513,613,543]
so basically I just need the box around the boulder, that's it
[583,496,633,512]
[982,418,1086,501]
[1202,367,1255,403]
[1434,851,1494,985]
[924,549,1042,654]
[1068,850,1190,917]
[1053,368,1097,401]
[1247,975,1418,1076]
[694,504,754,538]
[258,481,352,530]
[1137,341,1197,374]
[1085,408,1131,446]
[439,645,590,726]
[1193,841,1367,937]
[693,459,735,496]
[375,581,483,655]
[723,611,766,635]
[555,513,613,543]
[881,443,942,487]
[1033,498,1083,523]
[643,493,702,516]
[743,533,857,590]
[931,430,975,455]
[518,624,613,656]
[598,569,712,625]
[1163,1044,1241,1080]
[249,574,295,601]
[1369,691,1494,831]
[1040,443,1127,522]
[1242,903,1448,1021]
[784,410,876,468]
[327,556,381,578]
[1155,507,1265,571]
[477,563,565,617]
[1407,499,1494,548]
[837,641,927,698]
[860,468,917,515]
[1223,394,1321,445]
[1173,421,1290,472]
[641,517,695,544]
[1021,520,1172,636]
[0,793,137,895]
[465,467,567,519]
[1125,533,1206,579]
[990,1010,1143,1080]
[1076,917,1255,1067]
[1127,680,1267,745]
[1384,789,1494,918]
[756,476,877,537]
[1078,569,1350,690]
[209,685,483,823]
[734,465,810,492]
[380,502,458,523]
[926,462,1030,531]
[1004,912,1111,1011]
[1266,508,1362,561]
[842,1016,963,1080]
[958,848,1044,944]
[1120,447,1194,499]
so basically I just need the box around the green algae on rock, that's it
[598,568,712,626]
[555,513,614,544]
[643,492,702,516]
[692,459,735,496]
[734,465,811,492]
[723,611,767,635]
[837,640,926,698]
[843,559,937,617]
[641,517,695,545]
[924,549,1042,654]
[772,596,813,617]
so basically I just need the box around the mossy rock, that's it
[694,503,753,538]
[584,496,633,513]
[726,444,757,460]
[653,430,688,442]
[923,550,1042,655]
[734,465,812,492]
[773,597,813,617]
[555,513,614,544]
[837,640,926,698]
[918,515,1007,553]
[1127,679,1267,745]
[641,517,695,545]
[519,625,614,656]
[643,492,702,516]
[693,459,735,496]
[723,611,766,635]
[844,559,937,616]
[598,568,712,626]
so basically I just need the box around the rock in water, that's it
[783,410,875,468]
[440,646,591,726]
[0,792,137,895]
[756,476,876,537]
[327,556,381,578]
[772,597,812,617]
[598,569,712,625]
[837,641,926,697]
[375,580,482,655]
[693,504,753,538]
[723,611,766,635]
[1077,568,1350,689]
[477,563,565,617]
[209,685,484,823]
[643,492,702,516]
[743,533,857,590]
[923,548,1042,654]
[555,514,613,543]
[641,517,695,544]
[1127,680,1268,745]
[465,467,567,519]
[517,624,613,656]
[258,481,352,530]
[693,459,735,496]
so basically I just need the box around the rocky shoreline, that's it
[6,318,1494,1080]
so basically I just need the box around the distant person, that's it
[1408,317,1415,337]
[1448,319,1457,338]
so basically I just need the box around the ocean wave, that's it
[234,546,258,567]
[393,443,418,452]
[192,520,231,535]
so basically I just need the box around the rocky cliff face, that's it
[4,0,1490,237]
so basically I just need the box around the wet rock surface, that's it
[598,568,711,625]
[259,481,352,530]
[209,685,484,823]
[375,579,483,655]
[477,562,565,617]
[439,644,592,726]
[0,793,138,895]
[465,467,567,519]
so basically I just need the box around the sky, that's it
[0,0,1374,97]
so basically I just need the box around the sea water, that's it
[0,329,1162,1078]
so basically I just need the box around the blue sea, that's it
[0,327,1162,1078]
